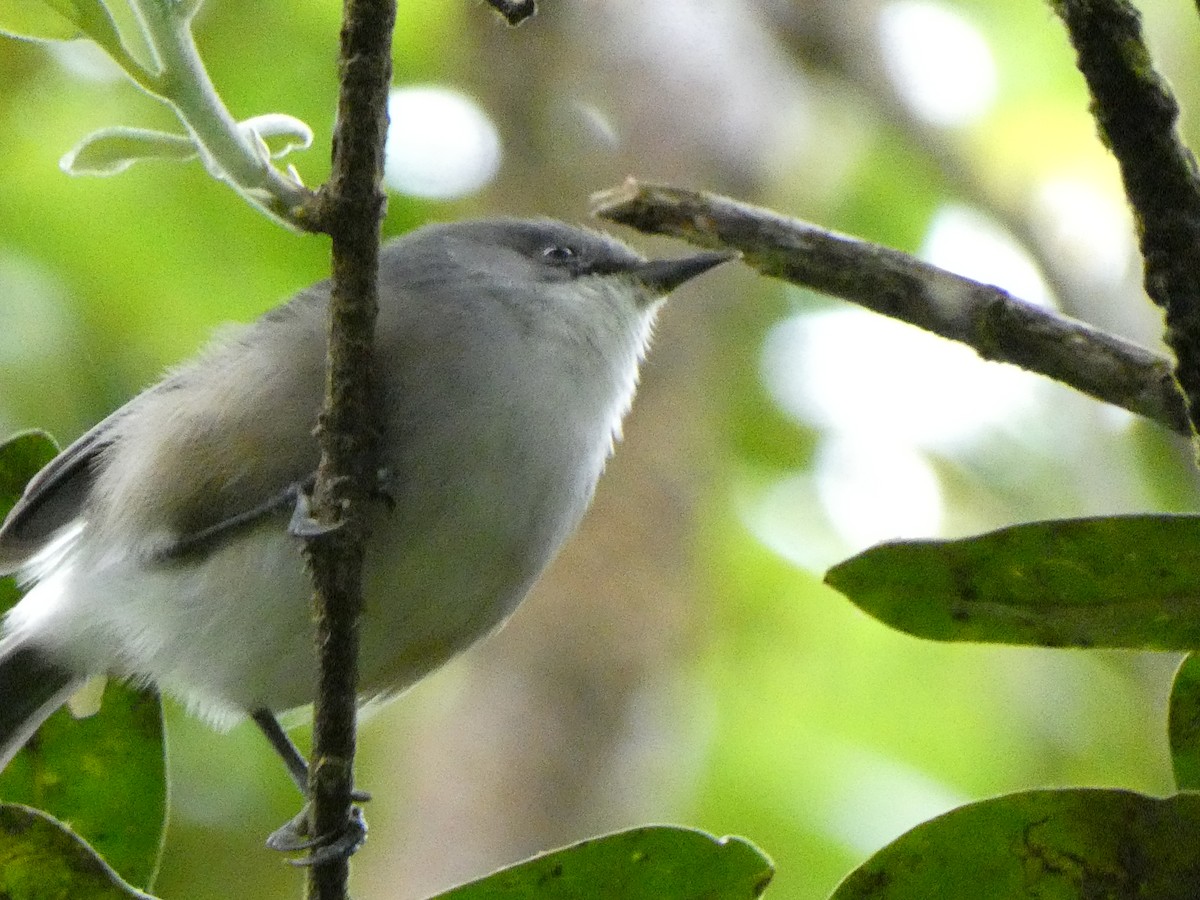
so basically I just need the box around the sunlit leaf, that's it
[431,826,773,899]
[86,0,154,72]
[1169,655,1200,791]
[0,1,79,41]
[60,127,198,176]
[825,514,1200,649]
[0,0,129,64]
[0,804,158,899]
[831,789,1200,899]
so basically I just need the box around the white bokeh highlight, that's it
[761,306,1043,453]
[384,86,501,200]
[48,40,126,83]
[1033,178,1135,290]
[921,205,1053,308]
[755,203,1058,561]
[879,0,998,127]
[814,437,944,549]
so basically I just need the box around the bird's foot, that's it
[266,801,368,866]
[286,485,343,538]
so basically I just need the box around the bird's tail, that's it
[0,636,80,771]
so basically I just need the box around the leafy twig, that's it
[2,0,316,227]
[126,0,314,224]
[591,179,1189,436]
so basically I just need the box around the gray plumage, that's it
[0,218,729,772]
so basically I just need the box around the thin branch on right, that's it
[1050,0,1200,443]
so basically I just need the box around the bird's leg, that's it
[251,709,370,866]
[159,476,321,560]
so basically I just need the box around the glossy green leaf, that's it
[0,804,157,899]
[0,684,166,890]
[1169,655,1200,791]
[432,826,773,899]
[831,789,1200,899]
[60,128,199,177]
[825,514,1200,649]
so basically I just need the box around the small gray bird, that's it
[0,218,730,854]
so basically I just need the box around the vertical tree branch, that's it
[1052,0,1200,445]
[303,0,395,898]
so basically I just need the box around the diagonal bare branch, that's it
[591,180,1188,436]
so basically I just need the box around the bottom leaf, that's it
[0,804,157,899]
[431,825,773,899]
[832,788,1200,899]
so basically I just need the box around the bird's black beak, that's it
[632,250,736,295]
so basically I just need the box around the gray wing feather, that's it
[0,402,134,574]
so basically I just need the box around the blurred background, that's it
[1,0,1198,897]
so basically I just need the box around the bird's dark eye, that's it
[542,244,577,263]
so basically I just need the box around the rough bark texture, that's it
[1052,0,1200,444]
[592,180,1189,435]
[304,0,395,897]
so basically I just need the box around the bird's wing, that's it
[0,403,130,574]
[0,294,336,574]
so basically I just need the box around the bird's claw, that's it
[267,802,368,866]
[287,487,343,538]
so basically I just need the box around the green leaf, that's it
[1169,655,1200,791]
[46,0,126,58]
[0,804,157,899]
[831,789,1200,899]
[0,685,166,890]
[0,431,58,525]
[0,0,128,60]
[431,826,773,899]
[824,514,1200,649]
[60,128,199,176]
[0,1,153,82]
[0,432,166,889]
[0,432,59,618]
[0,1,79,41]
